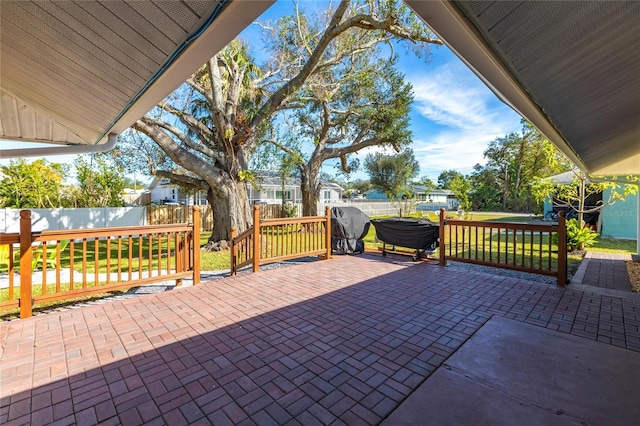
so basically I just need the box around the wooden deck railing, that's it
[230,205,331,275]
[0,208,200,319]
[438,209,568,286]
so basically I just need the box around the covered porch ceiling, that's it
[1,1,638,177]
[0,0,275,157]
[407,0,640,176]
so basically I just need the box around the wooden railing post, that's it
[19,210,33,319]
[557,210,567,287]
[325,206,332,260]
[193,206,201,285]
[439,208,446,266]
[230,227,237,276]
[253,205,261,273]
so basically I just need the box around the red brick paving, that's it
[1,254,639,425]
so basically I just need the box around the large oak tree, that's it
[129,0,441,241]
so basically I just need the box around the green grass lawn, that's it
[589,237,637,254]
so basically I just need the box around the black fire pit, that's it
[370,217,439,261]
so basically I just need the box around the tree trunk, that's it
[512,138,526,211]
[300,163,321,217]
[502,168,509,211]
[207,175,252,242]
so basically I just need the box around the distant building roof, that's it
[543,171,591,185]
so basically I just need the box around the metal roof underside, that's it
[407,0,640,176]
[0,0,274,157]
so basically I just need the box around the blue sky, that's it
[243,0,523,182]
[1,0,523,185]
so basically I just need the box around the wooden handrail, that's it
[230,205,332,275]
[439,208,568,286]
[1,207,201,319]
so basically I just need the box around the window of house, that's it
[324,190,331,200]
[276,190,292,200]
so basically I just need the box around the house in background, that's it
[366,186,459,210]
[543,172,637,240]
[148,177,207,205]
[149,174,343,206]
[123,189,151,206]
[248,175,343,204]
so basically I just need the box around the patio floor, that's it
[1,253,639,425]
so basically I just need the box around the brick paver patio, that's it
[1,254,639,425]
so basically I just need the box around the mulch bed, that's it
[627,258,640,292]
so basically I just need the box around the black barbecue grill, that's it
[371,217,439,261]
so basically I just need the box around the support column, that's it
[19,210,33,319]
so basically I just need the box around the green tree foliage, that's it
[364,149,419,216]
[0,159,69,208]
[416,176,436,194]
[449,174,472,213]
[341,178,371,199]
[469,121,571,212]
[73,154,125,207]
[469,164,502,211]
[437,170,463,190]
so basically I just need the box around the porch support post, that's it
[19,210,33,319]
[325,206,332,260]
[636,191,639,256]
[439,208,446,266]
[557,210,567,287]
[193,206,201,285]
[230,227,237,276]
[253,205,260,273]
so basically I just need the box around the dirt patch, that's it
[626,260,640,292]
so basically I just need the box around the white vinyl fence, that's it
[0,208,146,233]
[0,201,417,233]
[318,201,414,217]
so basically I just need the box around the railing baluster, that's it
[547,230,552,271]
[529,230,534,269]
[41,242,47,295]
[70,240,75,290]
[481,226,486,262]
[147,234,152,278]
[166,233,171,276]
[156,233,162,277]
[118,236,123,283]
[94,238,99,287]
[106,237,111,285]
[488,227,492,263]
[520,229,525,266]
[496,228,501,264]
[513,228,517,266]
[139,234,143,280]
[82,238,87,288]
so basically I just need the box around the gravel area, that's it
[445,261,560,285]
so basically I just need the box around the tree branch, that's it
[134,118,227,181]
[154,170,210,192]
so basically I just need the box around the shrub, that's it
[555,218,598,251]
[282,201,298,218]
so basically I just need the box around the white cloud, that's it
[407,61,522,180]
[323,60,523,182]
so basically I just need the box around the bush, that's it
[282,201,298,218]
[555,218,598,251]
